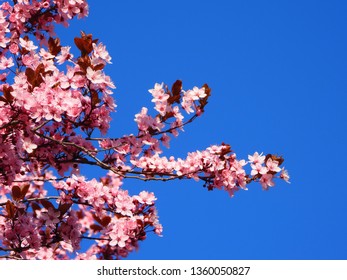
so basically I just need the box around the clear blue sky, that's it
[57,0,347,259]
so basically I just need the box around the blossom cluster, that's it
[0,172,161,259]
[0,0,289,260]
[0,0,115,186]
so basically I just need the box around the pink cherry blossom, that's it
[19,37,38,51]
[39,49,54,61]
[56,46,73,64]
[40,207,61,226]
[92,42,112,64]
[134,191,157,205]
[248,152,265,164]
[86,67,107,84]
[9,42,19,53]
[109,231,129,248]
[260,174,275,190]
[280,168,290,183]
[266,158,282,173]
[22,137,38,153]
[0,56,13,69]
[251,162,268,176]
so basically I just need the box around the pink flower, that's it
[154,102,168,116]
[19,37,38,51]
[39,48,55,60]
[160,133,170,148]
[181,96,194,114]
[9,43,19,54]
[60,66,86,89]
[260,174,275,190]
[56,46,73,64]
[134,107,151,131]
[0,56,14,70]
[248,152,265,164]
[115,191,135,216]
[14,4,31,23]
[23,137,37,154]
[109,231,129,247]
[149,82,165,96]
[134,191,157,205]
[36,248,54,260]
[187,86,207,100]
[0,33,10,48]
[41,207,60,226]
[250,163,268,176]
[154,223,163,236]
[86,67,106,84]
[266,158,281,173]
[92,42,112,63]
[280,168,290,183]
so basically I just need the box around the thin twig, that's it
[13,176,71,183]
[81,236,110,241]
[32,120,51,131]
[0,196,60,206]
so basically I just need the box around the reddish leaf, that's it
[19,36,30,53]
[274,155,284,166]
[90,224,103,232]
[76,210,84,219]
[24,64,45,88]
[41,199,55,210]
[265,154,284,166]
[74,70,86,76]
[3,86,13,102]
[11,185,22,201]
[171,80,182,97]
[35,63,45,76]
[5,200,15,218]
[74,37,85,53]
[168,80,182,104]
[199,83,211,112]
[74,31,95,56]
[58,203,72,216]
[136,219,144,227]
[77,56,91,71]
[48,37,61,56]
[20,184,30,199]
[25,67,36,86]
[92,213,103,225]
[91,89,100,107]
[101,216,111,227]
[45,228,51,238]
[51,82,60,89]
[220,143,231,156]
[202,83,211,97]
[93,63,105,71]
[31,202,41,212]
[138,232,146,241]
[114,213,123,219]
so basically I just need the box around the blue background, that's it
[57,0,347,259]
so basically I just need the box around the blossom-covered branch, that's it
[0,0,289,260]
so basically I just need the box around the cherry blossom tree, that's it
[0,0,289,260]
